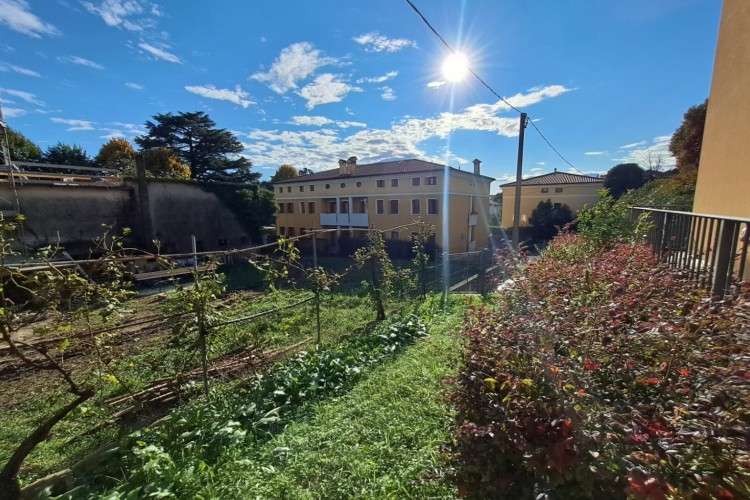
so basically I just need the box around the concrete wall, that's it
[693,0,750,219]
[0,180,250,257]
[140,181,249,253]
[274,168,492,253]
[500,182,603,228]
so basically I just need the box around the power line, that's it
[404,0,587,176]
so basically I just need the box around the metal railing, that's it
[631,207,749,296]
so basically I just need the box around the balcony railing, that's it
[320,212,369,227]
[631,207,749,296]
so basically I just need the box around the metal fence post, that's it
[711,220,736,296]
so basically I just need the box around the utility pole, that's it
[512,112,528,247]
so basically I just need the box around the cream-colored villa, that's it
[273,157,493,253]
[499,171,604,228]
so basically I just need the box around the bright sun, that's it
[442,52,469,82]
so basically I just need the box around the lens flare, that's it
[442,52,469,82]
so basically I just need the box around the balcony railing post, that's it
[711,219,737,296]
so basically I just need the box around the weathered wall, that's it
[693,0,750,219]
[137,181,249,253]
[0,180,250,256]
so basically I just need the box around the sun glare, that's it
[442,52,469,82]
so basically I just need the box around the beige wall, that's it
[500,182,603,228]
[693,0,750,219]
[274,168,491,253]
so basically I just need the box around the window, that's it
[391,178,399,187]
[426,176,437,185]
[308,201,315,213]
[376,199,384,214]
[309,184,315,192]
[555,187,563,193]
[278,203,285,213]
[288,227,295,237]
[287,186,291,193]
[299,185,304,192]
[391,231,399,241]
[300,228,306,235]
[427,198,438,215]
[377,179,385,188]
[412,177,420,186]
[286,202,293,214]
[340,200,349,213]
[390,199,399,214]
[300,202,306,214]
[553,203,562,209]
[411,199,420,214]
[278,187,283,193]
[279,227,286,236]
[325,184,331,189]
[356,181,362,187]
[340,182,346,188]
[541,188,549,193]
[329,201,337,213]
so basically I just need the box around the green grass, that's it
[196,297,464,499]
[0,288,384,486]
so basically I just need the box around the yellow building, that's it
[692,0,749,219]
[273,157,493,253]
[499,171,604,228]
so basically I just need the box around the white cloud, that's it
[380,86,396,101]
[82,0,157,31]
[242,84,570,172]
[0,61,40,77]
[184,84,254,108]
[125,82,144,90]
[58,55,105,69]
[335,121,366,129]
[619,140,647,149]
[0,87,44,106]
[138,42,182,64]
[251,42,336,94]
[3,106,26,118]
[356,70,398,84]
[426,81,447,89]
[290,115,333,126]
[536,161,546,166]
[353,32,417,53]
[584,151,606,156]
[111,121,146,135]
[260,36,267,43]
[614,135,675,169]
[0,0,59,38]
[50,117,96,131]
[297,74,362,109]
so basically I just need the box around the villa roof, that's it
[499,171,604,187]
[273,158,495,183]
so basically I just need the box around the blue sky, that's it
[0,0,722,191]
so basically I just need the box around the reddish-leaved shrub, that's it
[448,235,750,499]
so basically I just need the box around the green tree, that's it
[271,164,298,182]
[669,99,707,171]
[1,128,42,162]
[94,138,136,171]
[134,111,258,183]
[604,163,645,199]
[298,167,314,176]
[136,147,191,180]
[529,200,574,240]
[41,142,92,166]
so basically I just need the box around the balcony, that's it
[468,213,478,226]
[320,212,369,227]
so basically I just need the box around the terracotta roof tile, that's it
[499,171,604,187]
[274,158,494,183]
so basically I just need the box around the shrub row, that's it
[68,316,428,498]
[448,234,750,499]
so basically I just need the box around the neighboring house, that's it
[499,170,603,228]
[273,157,493,253]
[692,0,749,220]
[489,198,502,217]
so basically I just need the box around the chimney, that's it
[338,158,347,174]
[473,158,481,175]
[346,156,357,175]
